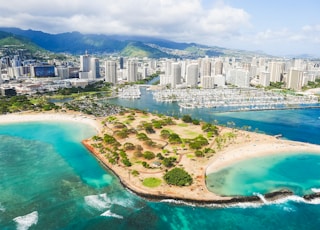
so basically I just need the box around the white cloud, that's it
[0,0,250,44]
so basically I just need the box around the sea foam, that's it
[13,211,38,230]
[84,193,111,211]
[100,210,123,219]
[0,202,5,212]
[311,188,320,193]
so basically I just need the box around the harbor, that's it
[152,88,320,112]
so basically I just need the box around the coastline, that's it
[206,133,320,175]
[2,111,320,205]
[0,111,103,133]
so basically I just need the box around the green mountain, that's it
[120,41,172,58]
[0,31,46,58]
[0,27,268,58]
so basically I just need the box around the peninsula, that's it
[78,109,320,204]
[1,110,320,205]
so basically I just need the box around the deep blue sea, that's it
[1,88,320,229]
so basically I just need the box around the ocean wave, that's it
[160,199,261,208]
[84,193,111,211]
[13,211,38,230]
[253,193,269,204]
[100,210,123,219]
[311,188,320,193]
[161,193,320,209]
[160,199,197,207]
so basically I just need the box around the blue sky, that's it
[0,0,319,56]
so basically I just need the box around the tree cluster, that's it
[164,168,193,186]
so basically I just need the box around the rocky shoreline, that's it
[82,139,320,207]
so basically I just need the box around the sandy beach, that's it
[0,111,103,133]
[206,132,320,175]
[2,111,320,203]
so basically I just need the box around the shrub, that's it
[143,151,156,160]
[194,150,204,157]
[192,119,200,125]
[157,153,164,160]
[123,142,135,151]
[137,133,149,141]
[168,133,182,144]
[162,157,176,168]
[132,170,139,177]
[160,129,171,139]
[121,158,132,167]
[164,168,193,186]
[182,115,193,123]
[142,161,150,168]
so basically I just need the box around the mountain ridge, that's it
[0,27,268,58]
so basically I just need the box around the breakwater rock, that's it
[303,192,320,201]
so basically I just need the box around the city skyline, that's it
[0,0,319,57]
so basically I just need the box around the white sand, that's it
[0,112,102,133]
[206,138,320,175]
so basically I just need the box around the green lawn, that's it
[142,177,162,188]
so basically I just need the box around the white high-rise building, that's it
[186,63,199,87]
[214,60,223,75]
[201,58,212,77]
[79,53,100,80]
[89,58,99,80]
[160,74,171,86]
[165,60,172,78]
[127,60,138,82]
[259,71,270,87]
[201,75,215,89]
[105,60,117,84]
[226,69,250,88]
[287,69,303,90]
[80,54,90,72]
[171,63,181,88]
[268,62,285,82]
[56,67,69,79]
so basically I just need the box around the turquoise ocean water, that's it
[1,87,320,229]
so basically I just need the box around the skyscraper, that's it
[268,62,285,82]
[214,60,223,75]
[287,69,303,90]
[89,58,100,80]
[186,63,199,87]
[80,54,90,72]
[105,60,117,84]
[127,60,138,82]
[171,63,181,88]
[119,57,124,70]
[201,58,212,77]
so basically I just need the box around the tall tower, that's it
[80,53,90,72]
[186,63,199,87]
[287,69,303,90]
[201,58,212,77]
[171,63,181,88]
[214,60,223,75]
[127,60,138,82]
[269,62,285,82]
[89,58,100,80]
[165,60,172,78]
[119,57,124,70]
[105,60,117,84]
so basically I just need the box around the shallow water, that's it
[206,153,320,196]
[1,107,320,229]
